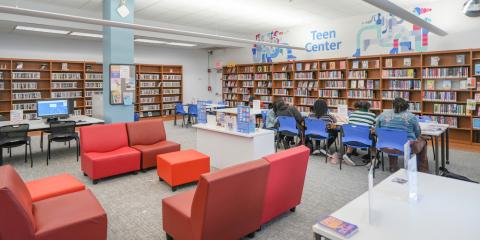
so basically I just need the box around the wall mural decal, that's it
[252,30,297,63]
[353,7,432,57]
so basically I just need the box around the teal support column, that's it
[102,0,135,123]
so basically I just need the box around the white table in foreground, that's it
[194,123,275,169]
[313,169,480,240]
[0,115,104,131]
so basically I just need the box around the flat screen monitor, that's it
[37,99,69,118]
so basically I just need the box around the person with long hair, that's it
[272,99,303,149]
[306,99,337,155]
[375,98,428,172]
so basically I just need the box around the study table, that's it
[215,107,265,116]
[0,116,104,165]
[193,123,275,169]
[312,169,480,240]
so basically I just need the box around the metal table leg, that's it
[441,132,446,169]
[446,129,450,165]
[434,136,439,175]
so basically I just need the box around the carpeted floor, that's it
[5,121,480,240]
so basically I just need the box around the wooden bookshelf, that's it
[0,58,183,121]
[222,48,480,144]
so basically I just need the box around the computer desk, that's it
[0,115,104,166]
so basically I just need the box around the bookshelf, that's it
[222,48,480,145]
[0,58,183,121]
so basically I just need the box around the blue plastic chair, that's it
[341,124,373,170]
[277,116,300,149]
[304,118,329,162]
[375,128,409,174]
[174,103,186,127]
[206,100,213,104]
[187,104,198,126]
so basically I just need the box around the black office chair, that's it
[46,121,80,165]
[0,124,33,167]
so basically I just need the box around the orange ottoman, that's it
[25,173,86,202]
[157,149,210,191]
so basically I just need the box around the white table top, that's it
[0,115,104,131]
[193,123,274,138]
[313,169,480,240]
[205,103,228,109]
[215,107,266,115]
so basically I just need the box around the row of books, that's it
[273,73,288,80]
[138,111,161,118]
[223,81,237,87]
[12,92,42,100]
[140,82,159,87]
[297,81,318,90]
[321,61,346,70]
[274,89,288,96]
[382,91,410,100]
[259,96,273,103]
[162,103,176,110]
[140,97,156,103]
[163,75,182,81]
[257,81,272,88]
[243,81,254,87]
[163,82,181,87]
[425,115,458,128]
[423,91,457,102]
[140,89,160,95]
[296,62,318,71]
[325,80,346,89]
[381,69,416,78]
[389,80,421,90]
[85,109,92,116]
[51,91,82,99]
[24,113,38,120]
[238,74,253,80]
[0,72,3,79]
[85,82,103,88]
[422,67,469,78]
[237,88,250,94]
[319,90,339,98]
[225,75,237,80]
[13,103,36,110]
[254,74,270,80]
[162,96,180,102]
[294,72,314,80]
[85,100,92,107]
[348,90,374,99]
[255,89,271,95]
[138,74,160,80]
[279,97,294,105]
[12,82,38,90]
[85,91,102,97]
[0,81,4,90]
[12,72,41,80]
[85,73,103,80]
[51,82,77,89]
[298,97,315,106]
[242,95,251,101]
[240,66,254,73]
[433,103,466,115]
[140,104,160,111]
[326,99,347,107]
[348,70,367,79]
[257,65,270,72]
[319,71,343,79]
[278,64,294,72]
[224,67,236,74]
[350,80,379,89]
[351,59,379,69]
[223,94,237,100]
[296,106,311,113]
[294,88,312,97]
[52,73,82,80]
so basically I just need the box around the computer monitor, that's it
[37,99,69,119]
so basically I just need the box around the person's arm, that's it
[411,115,421,139]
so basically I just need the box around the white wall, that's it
[0,32,213,102]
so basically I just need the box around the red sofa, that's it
[80,123,141,184]
[126,119,180,171]
[0,165,107,240]
[261,146,310,224]
[162,159,269,240]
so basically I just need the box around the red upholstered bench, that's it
[25,173,86,202]
[157,149,210,191]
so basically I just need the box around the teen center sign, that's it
[304,30,342,53]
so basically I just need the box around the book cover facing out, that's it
[318,216,358,238]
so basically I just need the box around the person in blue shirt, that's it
[375,98,428,173]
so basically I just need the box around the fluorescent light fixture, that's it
[167,42,197,47]
[15,25,70,35]
[134,38,167,44]
[70,32,103,38]
[117,0,130,18]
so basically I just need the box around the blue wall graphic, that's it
[252,30,296,63]
[353,7,432,57]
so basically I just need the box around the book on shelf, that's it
[467,99,476,111]
[352,61,359,69]
[296,63,302,71]
[426,80,435,90]
[357,80,365,89]
[350,80,357,89]
[339,61,346,69]
[459,80,467,90]
[475,64,480,75]
[329,62,336,69]
[456,54,465,65]
[61,63,69,71]
[361,60,368,69]
[442,80,452,90]
[304,63,311,71]
[385,58,393,68]
[467,77,476,89]
[317,216,358,238]
[403,57,412,67]
[321,62,327,70]
[473,118,480,129]
[431,56,440,66]
[16,62,23,70]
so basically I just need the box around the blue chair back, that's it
[376,128,408,153]
[206,100,213,104]
[175,103,186,114]
[261,110,267,129]
[277,116,298,135]
[342,124,372,147]
[188,104,198,115]
[416,115,432,123]
[304,118,328,139]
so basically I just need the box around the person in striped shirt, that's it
[343,101,376,165]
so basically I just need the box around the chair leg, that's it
[68,141,71,149]
[166,234,173,240]
[40,131,44,152]
[46,141,50,166]
[9,147,11,157]
[431,139,436,161]
[182,115,185,127]
[324,140,328,163]
[174,113,177,126]
[29,142,33,168]
[76,139,79,162]
[24,144,27,163]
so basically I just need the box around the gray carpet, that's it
[4,121,480,240]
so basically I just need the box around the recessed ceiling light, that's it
[134,38,168,44]
[70,32,103,38]
[15,25,70,35]
[167,42,197,47]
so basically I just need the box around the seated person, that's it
[265,103,276,129]
[375,98,428,173]
[273,99,303,149]
[343,101,376,165]
[305,99,337,155]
